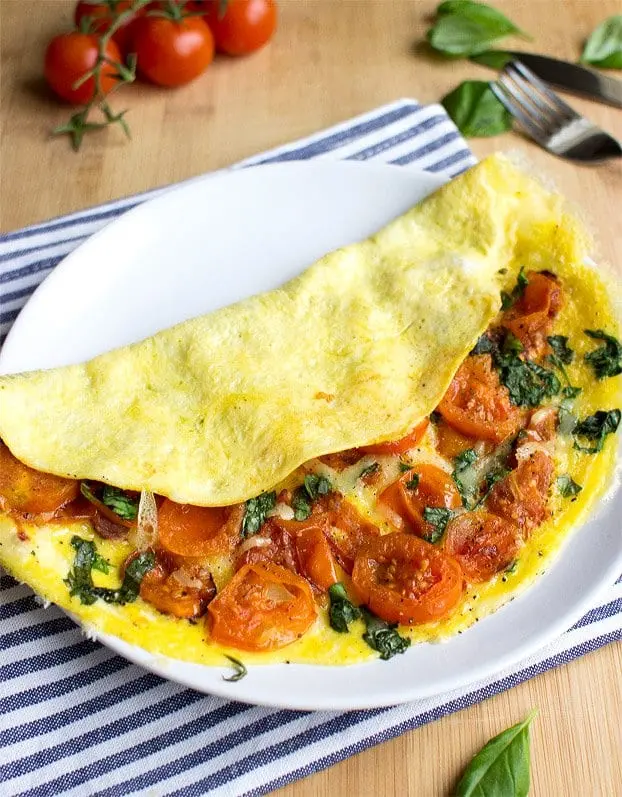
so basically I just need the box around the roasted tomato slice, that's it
[486,450,553,536]
[157,499,243,557]
[379,463,462,537]
[0,442,79,515]
[444,511,521,582]
[438,354,525,443]
[138,554,216,619]
[295,527,339,591]
[320,493,380,573]
[352,532,463,625]
[207,562,317,651]
[318,449,364,471]
[435,418,482,460]
[362,419,429,456]
[502,271,563,358]
[235,520,299,573]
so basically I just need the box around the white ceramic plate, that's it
[1,160,621,711]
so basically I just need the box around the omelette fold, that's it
[0,153,620,670]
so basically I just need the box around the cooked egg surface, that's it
[0,155,591,508]
[0,233,619,669]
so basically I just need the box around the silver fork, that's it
[491,60,622,162]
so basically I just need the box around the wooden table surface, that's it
[1,0,621,794]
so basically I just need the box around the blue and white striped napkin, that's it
[1,99,620,797]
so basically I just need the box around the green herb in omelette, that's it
[455,709,537,797]
[584,329,622,380]
[405,473,420,490]
[556,475,582,498]
[359,462,380,479]
[101,485,138,521]
[361,608,411,660]
[422,507,455,543]
[222,655,247,683]
[547,335,574,364]
[328,582,362,633]
[292,474,332,521]
[452,448,478,508]
[500,266,529,310]
[241,491,277,537]
[573,409,621,454]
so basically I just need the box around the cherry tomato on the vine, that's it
[74,1,146,55]
[44,33,122,105]
[132,15,214,87]
[199,0,277,56]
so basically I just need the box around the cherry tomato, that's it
[235,520,299,573]
[44,32,122,104]
[435,418,481,460]
[132,15,214,87]
[352,532,463,625]
[503,272,563,359]
[138,553,215,618]
[318,448,364,471]
[157,499,242,557]
[362,419,429,456]
[379,463,462,538]
[74,1,146,54]
[207,562,317,651]
[486,450,553,536]
[0,442,79,515]
[295,527,339,591]
[444,511,521,582]
[200,0,277,56]
[438,354,525,443]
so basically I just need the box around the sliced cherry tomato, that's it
[44,32,122,104]
[444,511,521,582]
[0,442,79,515]
[524,407,558,443]
[362,419,429,456]
[207,562,317,651]
[295,527,339,591]
[486,450,553,535]
[200,0,277,56]
[503,271,563,359]
[74,1,145,54]
[318,448,364,471]
[138,553,215,619]
[352,532,463,625]
[133,15,214,87]
[438,354,525,443]
[379,463,462,538]
[157,499,242,557]
[435,418,481,460]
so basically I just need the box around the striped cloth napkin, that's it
[0,99,620,797]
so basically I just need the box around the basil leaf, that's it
[501,266,529,310]
[422,507,454,543]
[359,462,380,479]
[580,15,622,69]
[470,49,512,69]
[399,460,413,472]
[452,448,478,508]
[573,409,621,453]
[292,474,332,522]
[442,81,512,137]
[584,329,622,380]
[562,385,582,400]
[241,491,277,537]
[101,485,138,521]
[557,474,582,498]
[428,1,525,57]
[64,535,154,606]
[328,582,362,633]
[455,709,537,797]
[496,354,561,407]
[471,333,494,355]
[222,655,247,683]
[361,609,411,660]
[405,473,420,490]
[547,335,574,364]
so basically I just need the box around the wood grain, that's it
[1,1,621,794]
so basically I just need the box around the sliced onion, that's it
[169,569,204,590]
[266,582,294,605]
[238,536,272,556]
[515,441,552,462]
[268,502,295,521]
[133,489,159,551]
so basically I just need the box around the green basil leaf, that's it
[361,608,411,660]
[470,49,512,69]
[222,655,247,682]
[405,473,420,490]
[422,507,454,543]
[501,266,528,310]
[573,409,621,453]
[584,329,622,379]
[292,490,312,521]
[452,449,478,508]
[303,473,332,500]
[429,1,525,57]
[442,81,512,137]
[241,491,277,537]
[556,474,582,498]
[455,709,537,797]
[359,462,380,479]
[101,485,138,521]
[547,335,574,364]
[328,582,362,633]
[580,15,622,69]
[496,354,561,407]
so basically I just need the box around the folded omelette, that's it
[0,155,590,506]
